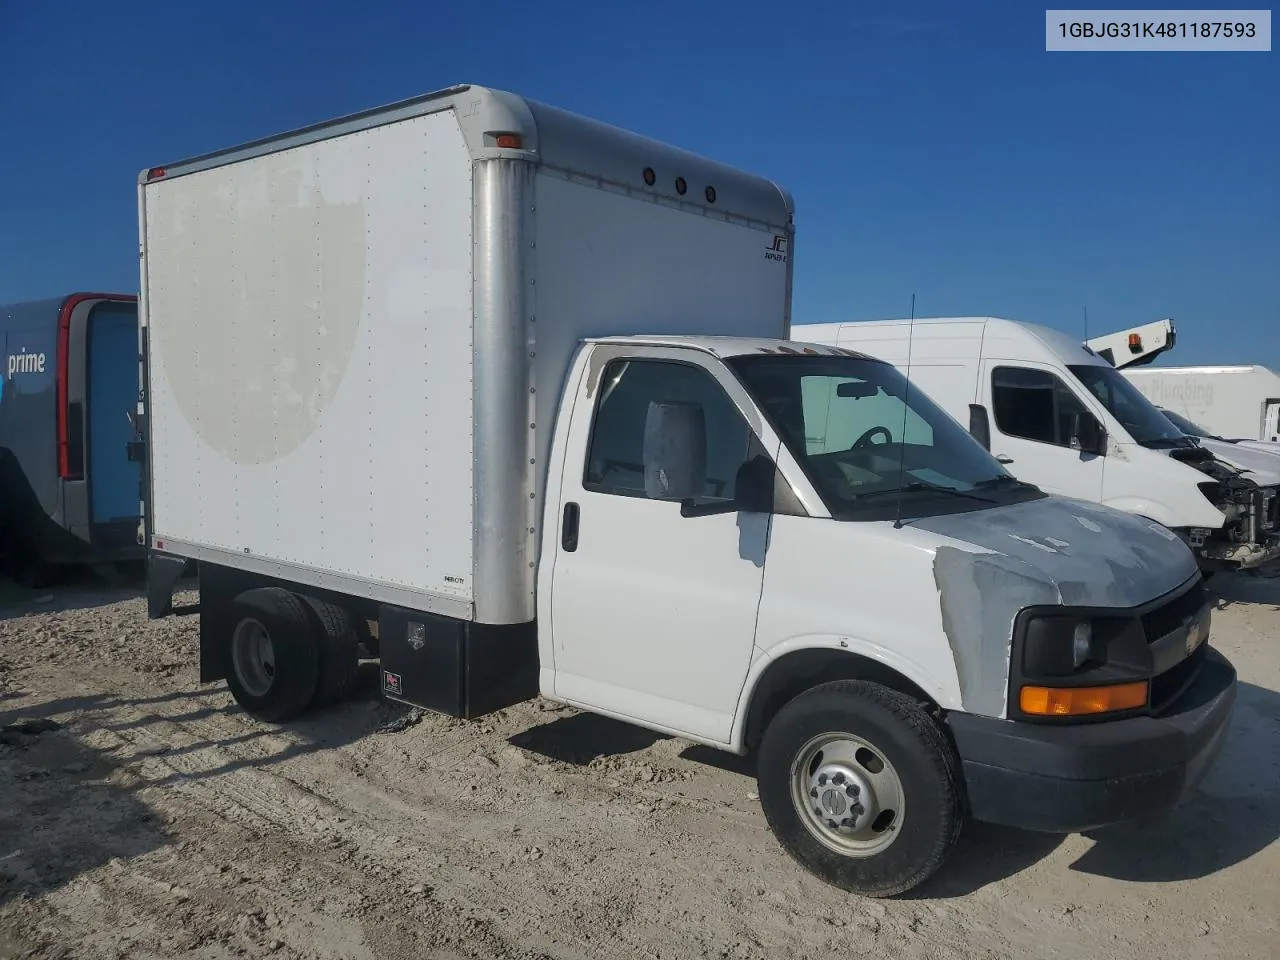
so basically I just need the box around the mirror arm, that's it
[679,498,740,519]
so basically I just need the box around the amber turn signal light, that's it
[1019,681,1148,717]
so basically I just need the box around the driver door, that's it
[547,351,773,744]
[981,361,1105,501]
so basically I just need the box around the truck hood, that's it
[908,495,1200,717]
[1237,439,1280,453]
[1193,437,1280,485]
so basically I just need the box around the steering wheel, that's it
[851,426,893,450]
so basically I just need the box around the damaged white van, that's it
[795,316,1280,574]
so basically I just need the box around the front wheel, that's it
[756,680,965,898]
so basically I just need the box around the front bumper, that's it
[946,647,1237,833]
[1195,533,1280,571]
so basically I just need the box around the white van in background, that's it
[794,317,1280,573]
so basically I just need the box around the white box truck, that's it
[794,317,1280,574]
[1124,364,1280,446]
[138,85,1236,897]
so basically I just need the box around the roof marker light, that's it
[494,134,523,149]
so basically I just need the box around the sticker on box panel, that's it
[383,671,403,696]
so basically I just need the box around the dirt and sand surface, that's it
[1,571,1277,960]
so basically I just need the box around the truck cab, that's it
[532,333,1235,896]
[794,317,1280,574]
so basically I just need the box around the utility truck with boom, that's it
[138,85,1236,898]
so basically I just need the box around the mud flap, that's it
[146,549,190,619]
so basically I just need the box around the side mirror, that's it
[1071,412,1107,456]
[733,456,775,513]
[968,404,991,451]
[642,400,706,501]
[681,455,776,518]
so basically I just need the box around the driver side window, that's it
[800,376,934,455]
[991,366,1087,447]
[583,358,752,501]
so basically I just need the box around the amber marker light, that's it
[1019,681,1148,717]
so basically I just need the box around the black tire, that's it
[3,551,57,590]
[301,597,362,707]
[224,587,321,723]
[756,680,965,898]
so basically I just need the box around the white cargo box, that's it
[140,84,794,625]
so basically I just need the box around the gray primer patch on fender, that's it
[933,548,1059,715]
[918,495,1200,717]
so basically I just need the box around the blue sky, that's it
[1,0,1275,365]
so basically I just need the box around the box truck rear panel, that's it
[1124,365,1280,442]
[141,84,794,621]
[144,111,478,613]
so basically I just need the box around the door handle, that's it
[562,502,580,552]
[996,455,1014,465]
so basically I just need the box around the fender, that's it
[1101,494,1223,531]
[728,633,962,754]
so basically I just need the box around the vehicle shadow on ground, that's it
[133,663,425,790]
[0,566,157,621]
[1208,571,1280,611]
[0,705,170,909]
[908,678,1280,897]
[514,712,1071,896]
[0,664,409,908]
[1069,679,1280,882]
[510,711,669,764]
[511,678,1280,899]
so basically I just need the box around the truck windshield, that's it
[1159,407,1218,440]
[1067,364,1192,449]
[728,353,1042,520]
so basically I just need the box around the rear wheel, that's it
[225,588,320,723]
[756,680,964,898]
[302,597,362,707]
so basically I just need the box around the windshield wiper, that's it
[855,481,998,505]
[973,474,1038,491]
[1139,436,1197,450]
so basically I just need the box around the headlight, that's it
[1012,612,1151,721]
[1071,621,1092,668]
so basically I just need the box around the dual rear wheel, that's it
[224,587,362,723]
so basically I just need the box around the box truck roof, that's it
[140,83,794,232]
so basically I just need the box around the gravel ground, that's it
[1,570,1277,960]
